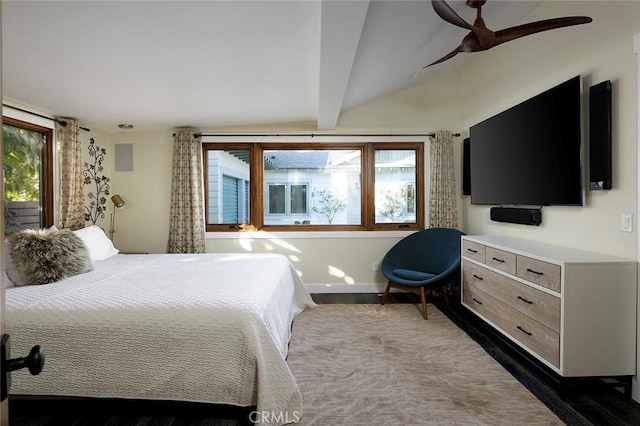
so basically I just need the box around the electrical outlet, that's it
[372,261,380,272]
[621,213,633,232]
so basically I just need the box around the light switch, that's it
[621,214,633,232]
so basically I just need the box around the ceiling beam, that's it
[317,0,370,131]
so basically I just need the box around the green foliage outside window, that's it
[2,124,40,202]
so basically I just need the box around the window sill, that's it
[205,230,415,239]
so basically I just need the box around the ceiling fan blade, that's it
[432,0,473,30]
[494,16,592,46]
[423,45,462,68]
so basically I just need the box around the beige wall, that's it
[79,129,173,254]
[80,1,639,287]
[205,233,404,290]
[461,0,639,260]
[90,70,467,289]
[107,131,173,253]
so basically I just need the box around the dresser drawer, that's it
[517,255,561,292]
[463,240,485,263]
[463,283,560,368]
[463,262,560,333]
[485,247,516,275]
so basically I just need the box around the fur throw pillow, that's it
[8,228,93,286]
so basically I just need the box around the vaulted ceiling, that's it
[2,1,542,133]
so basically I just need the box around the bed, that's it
[5,230,316,426]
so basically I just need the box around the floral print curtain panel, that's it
[56,119,85,230]
[167,129,206,253]
[429,130,458,229]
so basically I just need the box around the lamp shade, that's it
[111,194,125,209]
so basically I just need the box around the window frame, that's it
[203,141,424,232]
[2,116,54,231]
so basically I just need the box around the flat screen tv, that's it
[469,76,583,206]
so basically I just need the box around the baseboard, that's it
[305,283,391,293]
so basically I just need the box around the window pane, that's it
[3,124,42,232]
[290,184,307,214]
[374,149,417,224]
[206,150,250,224]
[268,184,286,214]
[263,149,361,225]
[222,175,240,222]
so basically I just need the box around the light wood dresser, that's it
[461,235,637,380]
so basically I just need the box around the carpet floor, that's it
[10,300,620,425]
[287,303,562,425]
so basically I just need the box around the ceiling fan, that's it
[425,0,592,67]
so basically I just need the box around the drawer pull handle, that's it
[472,274,484,281]
[472,297,483,305]
[526,268,544,276]
[517,296,533,304]
[492,257,505,263]
[517,325,533,336]
[467,248,478,253]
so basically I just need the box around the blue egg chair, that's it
[380,228,464,319]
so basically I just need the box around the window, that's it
[266,183,308,217]
[2,116,54,233]
[264,148,360,226]
[205,148,250,226]
[374,149,418,225]
[203,141,424,231]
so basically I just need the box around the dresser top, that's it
[463,235,635,265]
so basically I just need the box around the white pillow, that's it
[73,226,119,261]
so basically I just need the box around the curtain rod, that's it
[174,132,461,138]
[2,104,91,132]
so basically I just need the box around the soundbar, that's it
[490,207,542,226]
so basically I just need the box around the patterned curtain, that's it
[167,129,206,253]
[429,130,458,229]
[56,119,85,230]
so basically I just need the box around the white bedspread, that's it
[6,253,316,425]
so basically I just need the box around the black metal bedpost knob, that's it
[6,344,45,376]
